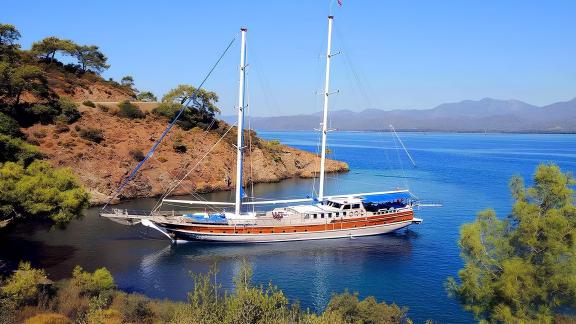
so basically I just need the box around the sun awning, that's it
[360,192,413,203]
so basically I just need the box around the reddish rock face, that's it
[24,108,349,205]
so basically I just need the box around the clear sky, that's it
[3,1,575,116]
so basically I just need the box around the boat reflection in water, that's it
[134,229,416,310]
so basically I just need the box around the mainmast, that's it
[318,16,334,201]
[235,28,247,215]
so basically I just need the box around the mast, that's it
[318,16,334,201]
[235,28,247,215]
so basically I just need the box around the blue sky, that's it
[3,1,575,116]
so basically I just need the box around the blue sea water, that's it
[1,132,575,323]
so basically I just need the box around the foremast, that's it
[318,16,334,201]
[235,28,248,215]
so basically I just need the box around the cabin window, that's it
[343,212,347,216]
[335,212,340,217]
[304,214,310,219]
[343,204,351,210]
[320,214,325,219]
[327,213,332,218]
[352,204,361,209]
[313,214,317,219]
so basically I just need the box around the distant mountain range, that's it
[221,97,576,133]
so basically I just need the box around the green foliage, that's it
[0,262,48,307]
[57,97,81,123]
[0,111,21,137]
[0,24,21,47]
[71,266,115,298]
[30,36,76,62]
[82,100,95,108]
[19,98,81,125]
[120,75,134,88]
[117,100,144,119]
[78,127,104,143]
[316,291,409,324]
[154,84,220,130]
[0,160,89,223]
[27,104,59,124]
[1,261,411,324]
[23,313,70,324]
[73,45,109,74]
[110,292,154,323]
[0,23,21,60]
[0,135,44,165]
[0,63,48,106]
[136,91,157,102]
[447,163,576,323]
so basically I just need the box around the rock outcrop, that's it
[23,107,349,205]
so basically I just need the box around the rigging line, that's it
[337,30,375,110]
[390,124,416,167]
[391,126,409,190]
[152,123,236,212]
[245,65,256,213]
[102,36,237,210]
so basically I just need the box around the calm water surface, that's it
[2,132,575,323]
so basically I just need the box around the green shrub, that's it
[71,266,115,298]
[57,98,81,124]
[23,313,70,324]
[152,102,179,119]
[0,135,44,165]
[27,104,59,124]
[117,100,144,119]
[1,262,49,307]
[82,100,95,108]
[129,149,145,161]
[0,112,22,137]
[78,127,104,143]
[136,91,157,102]
[111,292,154,323]
[0,160,89,223]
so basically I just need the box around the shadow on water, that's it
[126,229,418,309]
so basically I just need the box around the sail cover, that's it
[361,192,413,203]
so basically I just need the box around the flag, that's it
[337,0,342,6]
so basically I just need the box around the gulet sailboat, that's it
[101,16,423,243]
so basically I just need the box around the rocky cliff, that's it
[23,105,349,204]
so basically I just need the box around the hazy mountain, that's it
[221,98,576,133]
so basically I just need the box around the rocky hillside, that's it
[23,105,349,204]
[20,63,135,103]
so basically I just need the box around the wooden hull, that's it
[158,211,416,243]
